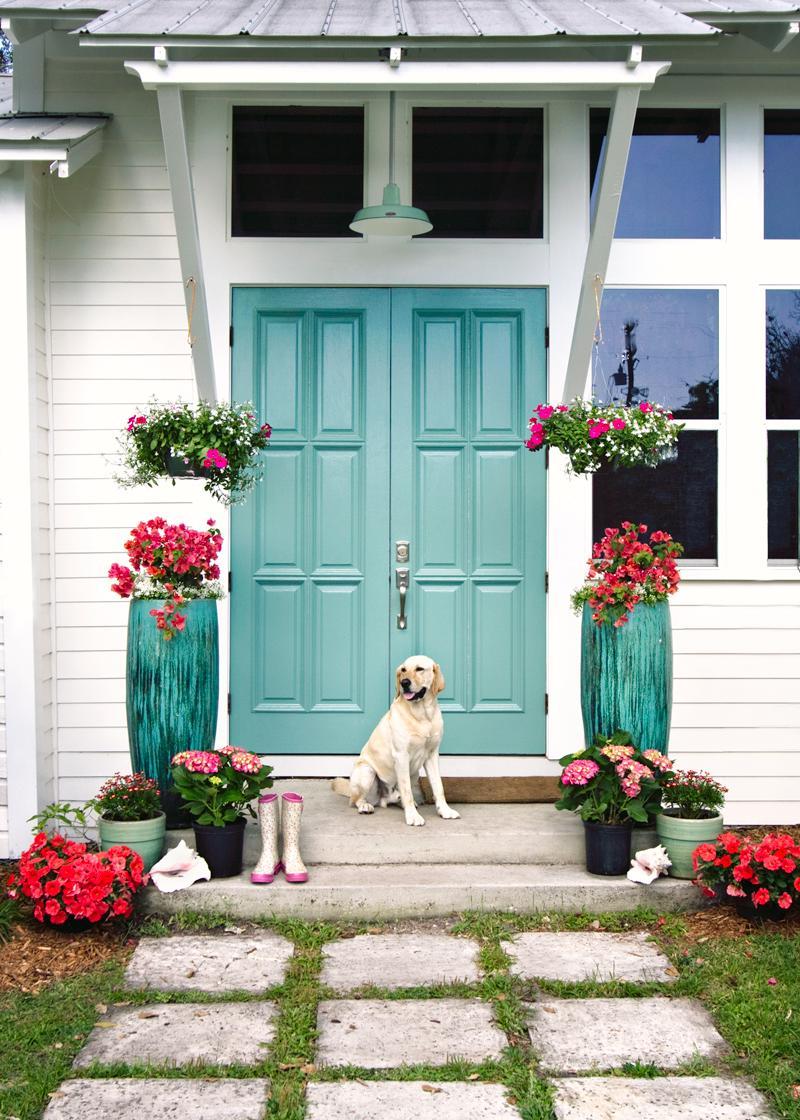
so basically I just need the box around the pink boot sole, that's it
[284,871,308,883]
[251,862,282,884]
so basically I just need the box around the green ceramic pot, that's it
[656,811,723,879]
[98,811,166,872]
[581,601,673,753]
[126,598,219,828]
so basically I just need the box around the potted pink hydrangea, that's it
[171,747,273,878]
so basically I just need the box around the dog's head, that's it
[395,655,445,703]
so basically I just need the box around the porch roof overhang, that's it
[0,109,109,175]
[126,55,670,406]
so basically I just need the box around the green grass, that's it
[1,908,798,1120]
[0,896,20,944]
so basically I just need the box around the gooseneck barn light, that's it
[349,91,433,237]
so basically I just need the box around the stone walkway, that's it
[42,928,775,1120]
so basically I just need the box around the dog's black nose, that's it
[400,678,411,690]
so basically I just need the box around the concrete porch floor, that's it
[144,780,701,920]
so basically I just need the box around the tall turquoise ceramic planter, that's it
[126,599,219,826]
[580,601,673,753]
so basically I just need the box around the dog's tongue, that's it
[403,690,417,700]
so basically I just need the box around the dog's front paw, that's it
[437,806,461,820]
[405,811,426,827]
[356,802,374,814]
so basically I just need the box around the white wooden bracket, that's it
[155,85,217,403]
[561,84,643,402]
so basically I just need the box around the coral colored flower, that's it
[777,893,793,909]
[726,884,746,897]
[695,843,717,863]
[752,888,771,907]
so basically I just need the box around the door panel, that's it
[231,289,390,752]
[231,287,546,756]
[390,289,546,754]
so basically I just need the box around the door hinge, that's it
[545,692,549,715]
[228,570,233,594]
[227,691,232,715]
[229,324,234,348]
[545,570,549,594]
[544,325,550,349]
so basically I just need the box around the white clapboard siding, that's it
[0,496,5,857]
[46,57,207,809]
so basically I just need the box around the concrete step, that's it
[142,862,700,921]
[167,779,587,866]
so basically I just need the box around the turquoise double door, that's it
[231,288,547,756]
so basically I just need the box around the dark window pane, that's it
[231,107,364,237]
[593,431,717,561]
[593,289,719,419]
[765,110,800,239]
[413,108,543,238]
[767,290,800,419]
[768,431,799,560]
[590,108,720,238]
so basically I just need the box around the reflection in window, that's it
[767,290,800,420]
[593,432,718,562]
[231,107,364,237]
[412,108,544,238]
[593,289,719,419]
[590,108,720,238]
[765,110,800,239]
[768,431,799,561]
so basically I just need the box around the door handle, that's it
[396,567,409,630]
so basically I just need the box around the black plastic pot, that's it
[193,817,246,878]
[165,454,213,480]
[584,820,633,876]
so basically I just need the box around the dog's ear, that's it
[395,665,404,696]
[432,663,445,695]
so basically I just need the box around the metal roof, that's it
[0,0,798,38]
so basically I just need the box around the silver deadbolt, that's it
[396,540,410,563]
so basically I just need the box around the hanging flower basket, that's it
[526,398,683,475]
[115,399,272,505]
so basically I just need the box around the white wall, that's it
[0,501,6,857]
[22,52,800,830]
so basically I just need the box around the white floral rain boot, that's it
[251,793,281,884]
[281,792,308,883]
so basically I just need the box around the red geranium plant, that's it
[571,521,683,628]
[693,831,800,913]
[6,832,148,926]
[108,516,223,639]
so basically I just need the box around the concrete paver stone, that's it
[320,933,480,991]
[124,933,294,993]
[503,931,675,983]
[73,1002,277,1068]
[306,1080,521,1119]
[527,996,729,1073]
[552,1076,776,1119]
[42,1080,269,1120]
[316,999,507,1068]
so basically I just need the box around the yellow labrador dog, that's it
[332,655,460,827]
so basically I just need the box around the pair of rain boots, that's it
[251,791,308,884]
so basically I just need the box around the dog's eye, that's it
[416,666,424,671]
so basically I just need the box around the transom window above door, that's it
[231,106,365,237]
[412,108,544,238]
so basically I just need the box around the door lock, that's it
[395,540,410,563]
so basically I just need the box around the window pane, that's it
[593,289,719,419]
[590,108,720,238]
[412,108,543,238]
[766,290,800,419]
[765,110,800,239]
[593,431,717,561]
[231,107,364,237]
[768,431,799,561]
